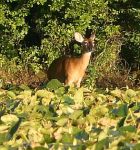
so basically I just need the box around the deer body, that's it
[47,32,95,87]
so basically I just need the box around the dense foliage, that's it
[0,80,140,149]
[0,1,139,78]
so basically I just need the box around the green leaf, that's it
[117,117,126,127]
[75,130,89,140]
[46,79,63,91]
[63,96,75,105]
[44,134,55,143]
[119,125,136,133]
[110,88,123,98]
[118,104,128,117]
[69,110,83,120]
[55,87,66,96]
[0,133,7,144]
[98,128,108,141]
[95,138,109,150]
[6,118,22,140]
[56,117,68,126]
[125,89,136,98]
[36,105,54,117]
[134,143,140,150]
[7,91,16,99]
[1,114,19,125]
[73,88,83,104]
[33,147,48,150]
[61,133,73,143]
[19,84,31,90]
[113,104,128,117]
[36,90,54,98]
[0,146,8,150]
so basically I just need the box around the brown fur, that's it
[47,32,95,87]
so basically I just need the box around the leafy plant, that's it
[0,80,140,149]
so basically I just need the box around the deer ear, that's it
[90,33,95,40]
[74,32,84,43]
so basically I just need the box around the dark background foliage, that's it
[0,0,140,88]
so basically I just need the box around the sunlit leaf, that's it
[7,91,16,99]
[69,110,83,120]
[1,114,19,125]
[56,117,68,126]
[36,90,54,98]
[19,84,31,90]
[0,125,9,132]
[111,88,123,99]
[0,146,8,150]
[73,88,83,104]
[98,128,108,141]
[125,89,136,98]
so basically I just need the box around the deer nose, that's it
[88,45,94,52]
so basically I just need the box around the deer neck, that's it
[80,52,92,70]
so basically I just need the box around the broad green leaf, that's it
[72,127,81,135]
[98,128,108,141]
[63,95,75,105]
[61,133,73,143]
[7,91,16,99]
[56,117,68,126]
[73,88,83,104]
[46,79,63,90]
[36,90,54,98]
[19,84,31,90]
[95,138,109,150]
[17,90,32,100]
[6,119,22,140]
[113,104,128,117]
[55,87,65,96]
[117,117,126,127]
[117,104,128,117]
[69,110,83,120]
[36,105,54,117]
[44,134,55,143]
[75,130,89,140]
[119,125,136,133]
[125,89,136,98]
[1,114,19,125]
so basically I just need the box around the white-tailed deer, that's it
[47,32,95,87]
